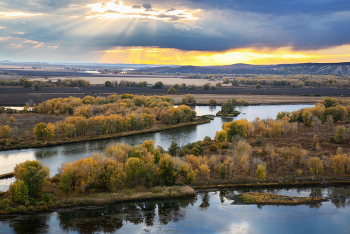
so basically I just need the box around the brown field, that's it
[170,94,348,105]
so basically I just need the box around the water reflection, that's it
[1,187,350,234]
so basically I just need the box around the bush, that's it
[217,143,223,149]
[152,187,163,193]
[152,81,163,89]
[209,144,218,151]
[167,87,177,94]
[255,135,266,146]
[321,141,330,148]
[222,142,230,149]
[42,193,54,203]
[104,81,114,87]
[17,205,27,213]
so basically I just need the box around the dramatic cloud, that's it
[0,0,349,64]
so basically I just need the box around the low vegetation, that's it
[236,192,326,204]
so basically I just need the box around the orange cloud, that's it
[96,45,350,66]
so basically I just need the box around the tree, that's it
[335,126,345,144]
[167,87,176,94]
[105,81,114,87]
[143,163,157,188]
[209,98,217,106]
[220,164,226,180]
[215,130,227,142]
[309,157,323,177]
[256,83,261,89]
[59,172,72,196]
[33,81,43,91]
[9,180,29,203]
[33,122,47,140]
[44,123,56,140]
[255,164,266,182]
[158,154,176,186]
[125,157,144,187]
[200,164,210,182]
[152,81,163,89]
[332,154,346,177]
[14,160,50,198]
[168,139,180,157]
[1,125,11,138]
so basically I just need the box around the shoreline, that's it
[1,181,348,216]
[0,186,196,216]
[0,118,210,152]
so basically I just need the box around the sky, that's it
[1,0,350,65]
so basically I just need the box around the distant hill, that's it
[137,62,350,76]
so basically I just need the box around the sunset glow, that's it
[97,45,350,66]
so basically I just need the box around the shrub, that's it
[167,87,177,94]
[255,135,266,146]
[321,141,330,148]
[152,187,163,193]
[209,144,218,151]
[42,193,54,203]
[17,205,27,213]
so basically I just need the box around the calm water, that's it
[0,186,349,234]
[0,104,313,191]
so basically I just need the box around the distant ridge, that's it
[137,62,350,76]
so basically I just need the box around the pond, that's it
[0,104,313,191]
[0,186,349,233]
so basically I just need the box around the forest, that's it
[0,94,201,150]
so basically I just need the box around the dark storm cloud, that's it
[0,0,350,56]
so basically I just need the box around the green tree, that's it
[59,172,72,196]
[152,81,164,89]
[167,87,177,94]
[255,164,266,182]
[9,180,29,203]
[33,122,47,140]
[220,164,226,180]
[14,160,50,198]
[256,83,261,89]
[105,80,114,87]
[125,157,144,187]
[168,139,180,156]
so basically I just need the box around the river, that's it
[0,186,349,233]
[0,104,313,191]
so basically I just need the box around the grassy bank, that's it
[0,118,210,152]
[191,180,350,189]
[0,186,195,215]
[235,192,326,205]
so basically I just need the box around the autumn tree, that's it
[334,126,345,144]
[158,154,176,186]
[332,154,347,177]
[255,164,266,182]
[215,130,227,142]
[200,164,210,182]
[14,160,50,198]
[125,157,144,187]
[309,157,323,177]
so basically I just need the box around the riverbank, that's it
[191,179,350,189]
[233,192,327,205]
[0,118,210,152]
[0,186,195,215]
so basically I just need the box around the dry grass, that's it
[238,192,326,204]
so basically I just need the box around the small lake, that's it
[0,186,349,233]
[0,104,313,191]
